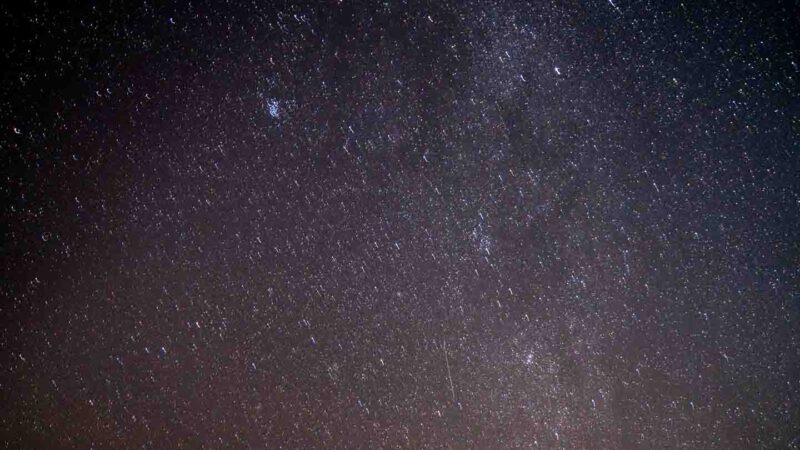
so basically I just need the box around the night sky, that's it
[2,1,799,448]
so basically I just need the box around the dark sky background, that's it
[1,1,799,448]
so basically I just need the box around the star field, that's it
[1,1,799,448]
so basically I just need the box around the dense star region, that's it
[1,1,799,448]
